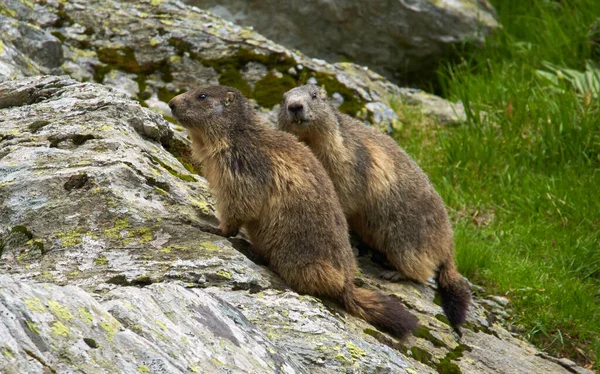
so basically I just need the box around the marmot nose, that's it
[288,103,303,113]
[168,100,176,110]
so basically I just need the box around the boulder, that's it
[0,0,465,130]
[0,75,591,374]
[185,0,499,83]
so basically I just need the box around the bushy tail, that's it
[436,260,471,326]
[342,284,418,339]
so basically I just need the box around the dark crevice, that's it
[23,349,57,374]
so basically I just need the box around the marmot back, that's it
[278,84,471,327]
[169,85,418,338]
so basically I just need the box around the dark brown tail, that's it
[342,284,418,339]
[436,260,471,326]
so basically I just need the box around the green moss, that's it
[29,120,51,133]
[132,275,153,286]
[157,86,184,105]
[413,326,447,348]
[435,313,451,325]
[254,72,297,108]
[218,68,252,97]
[107,274,129,286]
[11,226,33,239]
[26,238,45,254]
[435,344,472,374]
[300,71,365,116]
[163,138,200,175]
[83,338,98,348]
[433,293,443,307]
[151,156,197,182]
[409,346,432,365]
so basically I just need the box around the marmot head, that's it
[278,84,338,141]
[169,86,254,140]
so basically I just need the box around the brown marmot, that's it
[168,85,418,338]
[277,84,471,327]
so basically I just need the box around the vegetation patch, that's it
[400,0,600,367]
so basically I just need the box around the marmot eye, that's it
[198,93,207,100]
[311,92,317,99]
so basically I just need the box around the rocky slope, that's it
[0,0,466,131]
[0,75,592,374]
[0,0,593,373]
[186,0,499,83]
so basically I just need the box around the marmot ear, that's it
[224,91,235,107]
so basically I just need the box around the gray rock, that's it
[0,275,306,374]
[0,15,63,73]
[187,0,498,83]
[1,0,466,130]
[0,75,589,374]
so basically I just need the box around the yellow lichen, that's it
[155,319,168,331]
[51,321,70,337]
[199,241,220,252]
[104,218,130,239]
[100,319,120,342]
[48,300,73,321]
[216,270,232,279]
[1,346,13,359]
[138,365,150,373]
[56,229,83,247]
[346,342,366,360]
[78,307,94,325]
[26,320,39,334]
[25,297,46,313]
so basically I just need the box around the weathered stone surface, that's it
[186,0,499,83]
[0,75,591,374]
[1,0,465,129]
[0,275,305,373]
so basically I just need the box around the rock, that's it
[186,0,499,83]
[0,275,306,373]
[1,0,466,131]
[1,75,590,374]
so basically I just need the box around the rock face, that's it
[185,0,499,83]
[0,75,592,374]
[0,0,466,129]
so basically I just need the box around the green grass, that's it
[392,0,600,369]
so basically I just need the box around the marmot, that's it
[278,84,471,327]
[168,85,418,338]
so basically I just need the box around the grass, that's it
[391,0,600,369]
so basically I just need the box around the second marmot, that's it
[278,84,471,327]
[169,85,418,338]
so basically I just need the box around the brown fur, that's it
[169,85,418,337]
[278,84,471,326]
